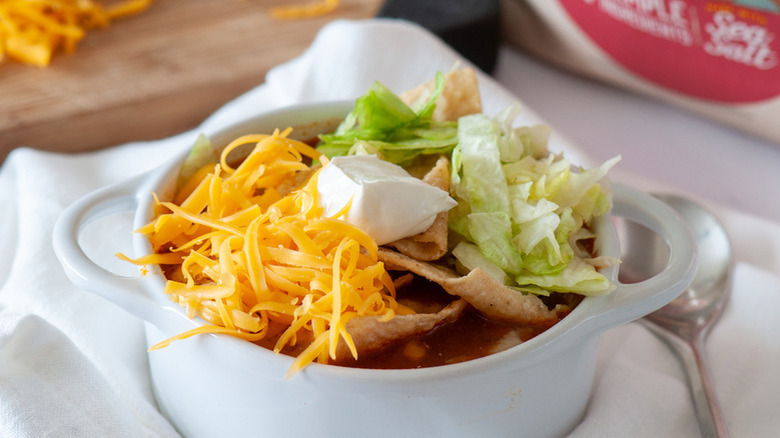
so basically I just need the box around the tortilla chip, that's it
[420,155,450,191]
[335,299,467,360]
[377,248,561,326]
[400,67,482,122]
[389,156,451,261]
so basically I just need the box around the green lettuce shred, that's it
[316,73,459,167]
[177,133,217,189]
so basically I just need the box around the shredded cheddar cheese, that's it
[270,0,338,20]
[0,0,154,67]
[121,129,403,378]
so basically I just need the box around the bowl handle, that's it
[583,184,697,332]
[52,174,179,331]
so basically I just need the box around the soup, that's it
[123,68,618,377]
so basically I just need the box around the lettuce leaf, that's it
[514,258,617,295]
[449,107,620,296]
[316,73,458,167]
[177,133,217,189]
[451,241,508,285]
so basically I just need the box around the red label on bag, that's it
[560,0,780,103]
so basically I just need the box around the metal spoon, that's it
[617,193,733,438]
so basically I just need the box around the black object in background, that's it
[376,0,501,74]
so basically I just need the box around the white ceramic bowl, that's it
[53,102,696,438]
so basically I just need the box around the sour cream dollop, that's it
[316,155,457,245]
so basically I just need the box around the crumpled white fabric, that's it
[1,18,778,438]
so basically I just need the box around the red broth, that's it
[255,275,578,370]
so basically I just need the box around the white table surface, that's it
[494,46,780,225]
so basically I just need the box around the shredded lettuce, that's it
[316,73,459,167]
[451,241,508,284]
[449,105,620,296]
[177,133,217,189]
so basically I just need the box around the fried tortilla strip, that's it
[400,67,482,122]
[335,299,467,360]
[378,248,560,326]
[389,156,451,261]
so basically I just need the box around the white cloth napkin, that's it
[1,19,778,438]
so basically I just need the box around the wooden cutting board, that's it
[0,0,382,163]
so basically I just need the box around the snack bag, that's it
[502,0,780,145]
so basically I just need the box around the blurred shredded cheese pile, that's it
[270,0,338,20]
[121,129,403,377]
[0,0,154,67]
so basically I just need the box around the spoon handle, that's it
[644,323,729,437]
[688,333,729,438]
